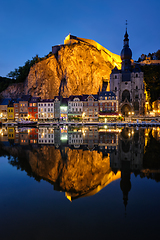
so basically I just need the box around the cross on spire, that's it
[126,20,128,30]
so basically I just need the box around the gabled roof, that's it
[61,98,69,106]
[30,97,41,103]
[68,95,83,101]
[21,95,32,101]
[111,66,121,74]
[99,91,116,97]
[54,96,62,101]
[39,99,54,103]
[82,94,98,101]
[0,98,11,105]
[132,64,142,73]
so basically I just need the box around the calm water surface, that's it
[0,126,160,240]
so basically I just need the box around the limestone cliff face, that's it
[0,82,25,98]
[1,41,119,98]
[26,42,114,98]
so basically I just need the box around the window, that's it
[115,75,117,79]
[115,87,117,91]
[136,73,138,78]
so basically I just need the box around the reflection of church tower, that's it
[110,22,145,116]
[120,161,131,210]
[110,128,145,211]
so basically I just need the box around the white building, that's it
[68,95,83,120]
[38,99,54,121]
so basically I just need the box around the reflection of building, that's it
[83,127,99,150]
[110,128,145,208]
[38,128,54,144]
[19,128,29,145]
[99,130,118,154]
[110,27,145,116]
[8,127,15,140]
[60,126,68,143]
[68,131,83,146]
[28,128,38,144]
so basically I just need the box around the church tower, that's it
[110,23,145,116]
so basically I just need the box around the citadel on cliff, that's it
[0,27,148,120]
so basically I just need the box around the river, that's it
[0,126,160,240]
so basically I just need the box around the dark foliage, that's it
[141,64,160,103]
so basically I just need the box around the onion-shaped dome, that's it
[121,47,132,60]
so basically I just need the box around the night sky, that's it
[0,0,160,77]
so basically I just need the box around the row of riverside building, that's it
[0,90,119,122]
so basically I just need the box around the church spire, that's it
[121,21,132,72]
[124,20,129,47]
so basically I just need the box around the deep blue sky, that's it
[0,0,160,77]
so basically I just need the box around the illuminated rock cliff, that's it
[1,36,121,98]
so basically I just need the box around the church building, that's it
[110,27,145,116]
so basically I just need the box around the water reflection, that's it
[0,125,160,206]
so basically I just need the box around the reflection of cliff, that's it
[1,142,121,200]
[28,146,120,199]
[1,127,160,203]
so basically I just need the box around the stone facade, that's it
[110,29,145,116]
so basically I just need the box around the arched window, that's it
[134,101,139,111]
[122,90,130,102]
